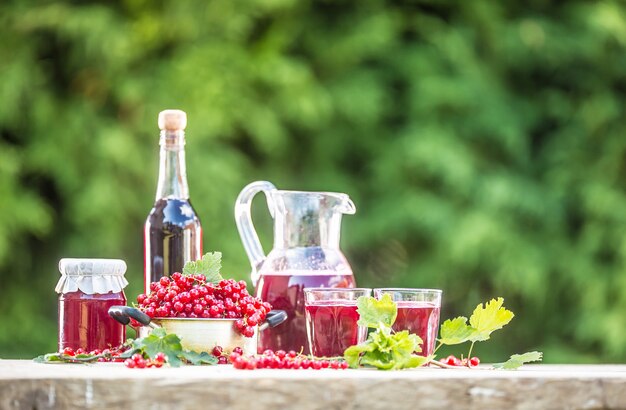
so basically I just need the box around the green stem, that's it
[433,341,443,354]
[467,342,475,360]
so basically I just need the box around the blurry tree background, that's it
[0,0,625,362]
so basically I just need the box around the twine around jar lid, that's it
[56,258,128,295]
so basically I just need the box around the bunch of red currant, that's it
[440,355,480,367]
[230,349,349,370]
[136,274,272,337]
[61,345,131,362]
[124,352,166,369]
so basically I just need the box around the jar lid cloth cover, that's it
[55,258,128,295]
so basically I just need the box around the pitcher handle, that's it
[235,181,277,286]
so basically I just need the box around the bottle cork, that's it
[158,109,187,131]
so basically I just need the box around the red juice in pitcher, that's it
[256,271,356,354]
[393,301,440,357]
[305,301,363,357]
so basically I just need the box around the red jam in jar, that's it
[56,259,128,352]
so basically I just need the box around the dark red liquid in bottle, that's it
[144,198,202,290]
[392,301,441,356]
[58,291,126,352]
[255,272,356,354]
[305,301,364,357]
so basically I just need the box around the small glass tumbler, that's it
[374,288,442,357]
[304,288,372,357]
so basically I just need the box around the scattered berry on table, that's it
[229,349,348,371]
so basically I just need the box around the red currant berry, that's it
[124,359,136,368]
[275,350,286,359]
[159,277,170,286]
[233,347,244,355]
[445,355,460,366]
[469,357,480,367]
[246,315,259,327]
[179,292,190,304]
[232,356,247,369]
[242,326,255,337]
[212,346,223,357]
[218,356,228,365]
[62,347,75,356]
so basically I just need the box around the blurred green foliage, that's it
[0,0,625,363]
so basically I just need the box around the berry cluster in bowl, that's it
[136,273,271,337]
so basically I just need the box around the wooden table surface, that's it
[1,360,625,409]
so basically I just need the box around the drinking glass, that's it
[304,288,371,357]
[374,288,442,357]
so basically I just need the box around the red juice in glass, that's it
[256,271,356,354]
[393,301,440,357]
[305,301,364,357]
[375,288,442,357]
[58,291,126,352]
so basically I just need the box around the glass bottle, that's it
[144,110,202,293]
[56,258,128,352]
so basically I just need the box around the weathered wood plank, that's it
[0,361,624,410]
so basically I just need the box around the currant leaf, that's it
[438,316,474,345]
[344,322,426,370]
[183,252,223,282]
[180,350,217,365]
[493,351,543,370]
[356,294,397,329]
[468,297,514,342]
[133,328,184,367]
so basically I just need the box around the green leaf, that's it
[179,351,217,365]
[344,322,427,370]
[360,351,396,370]
[438,316,474,345]
[468,298,514,342]
[33,353,62,363]
[344,342,376,368]
[493,351,543,370]
[403,355,431,369]
[134,328,184,367]
[183,252,223,282]
[357,294,397,328]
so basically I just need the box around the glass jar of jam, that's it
[56,258,128,352]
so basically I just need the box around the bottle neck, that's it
[155,130,189,200]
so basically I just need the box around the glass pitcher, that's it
[235,181,357,354]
